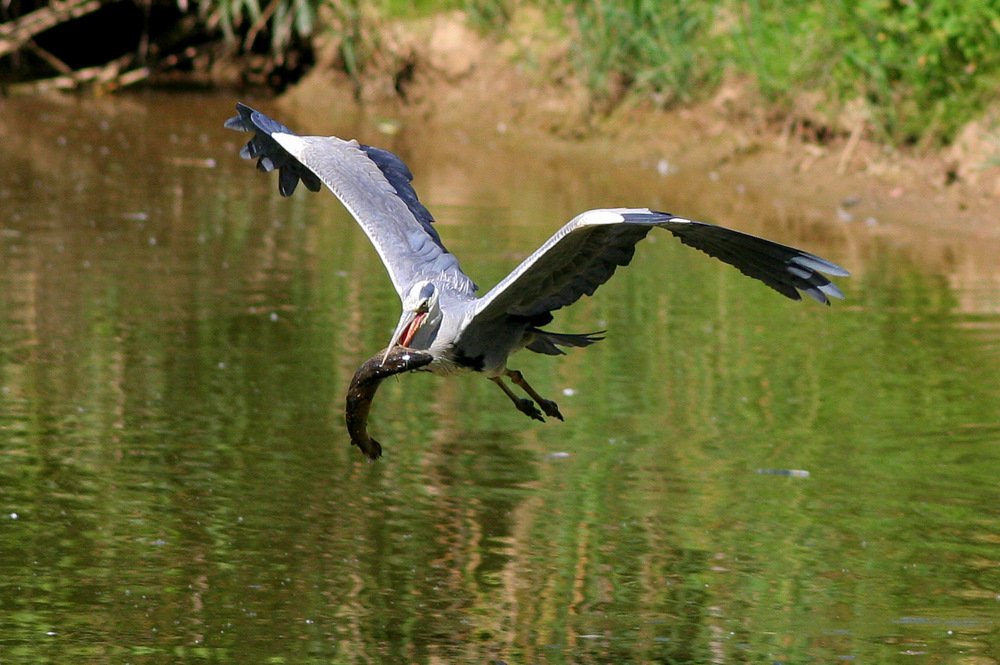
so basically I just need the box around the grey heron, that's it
[225,103,849,460]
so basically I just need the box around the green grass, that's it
[569,0,718,107]
[562,0,1000,146]
[203,0,1000,147]
[725,0,1000,145]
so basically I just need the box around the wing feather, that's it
[225,103,476,298]
[469,209,653,327]
[467,208,848,337]
[657,215,849,303]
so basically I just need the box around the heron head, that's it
[383,281,442,363]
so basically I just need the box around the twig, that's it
[0,0,105,58]
[4,51,135,93]
[24,39,73,74]
[2,44,207,95]
[837,121,866,175]
[242,0,282,53]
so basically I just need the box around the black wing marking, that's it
[225,103,452,257]
[653,213,848,304]
[225,103,477,296]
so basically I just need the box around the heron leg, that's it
[506,369,564,421]
[490,376,545,422]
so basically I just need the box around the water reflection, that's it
[1,93,999,664]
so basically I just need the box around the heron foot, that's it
[491,376,546,422]
[514,398,546,422]
[506,369,563,421]
[536,398,564,421]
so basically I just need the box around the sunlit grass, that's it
[202,0,1000,146]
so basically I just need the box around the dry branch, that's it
[2,45,206,94]
[4,51,142,93]
[0,0,107,59]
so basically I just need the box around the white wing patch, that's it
[577,209,627,226]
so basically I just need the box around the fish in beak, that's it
[381,306,428,365]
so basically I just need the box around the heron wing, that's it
[653,212,849,302]
[469,208,848,328]
[225,103,476,298]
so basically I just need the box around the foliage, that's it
[557,0,1000,144]
[453,0,1000,145]
[201,0,319,58]
[840,0,1000,144]
[728,0,1000,144]
[567,0,718,108]
[198,0,1000,146]
[461,0,516,30]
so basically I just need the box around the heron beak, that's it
[382,310,427,365]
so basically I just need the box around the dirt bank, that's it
[273,11,1000,291]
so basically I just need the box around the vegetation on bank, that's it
[458,0,1000,147]
[3,0,1000,147]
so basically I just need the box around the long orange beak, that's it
[400,311,426,347]
[381,310,427,365]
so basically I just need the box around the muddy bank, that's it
[271,11,1000,292]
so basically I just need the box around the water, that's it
[1,92,999,664]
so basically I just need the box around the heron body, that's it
[226,103,849,460]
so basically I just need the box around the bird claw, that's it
[537,398,564,421]
[515,398,546,422]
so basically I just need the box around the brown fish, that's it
[346,347,434,460]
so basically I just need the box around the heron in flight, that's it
[226,103,848,459]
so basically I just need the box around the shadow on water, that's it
[1,92,999,664]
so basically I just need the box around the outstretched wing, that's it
[225,103,476,298]
[469,207,848,327]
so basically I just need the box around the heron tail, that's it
[525,329,606,356]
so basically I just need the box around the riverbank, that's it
[266,10,1000,292]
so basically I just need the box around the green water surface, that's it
[1,93,998,664]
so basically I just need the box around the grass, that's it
[202,0,1000,147]
[726,0,1000,146]
[562,0,1000,146]
[569,0,718,108]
